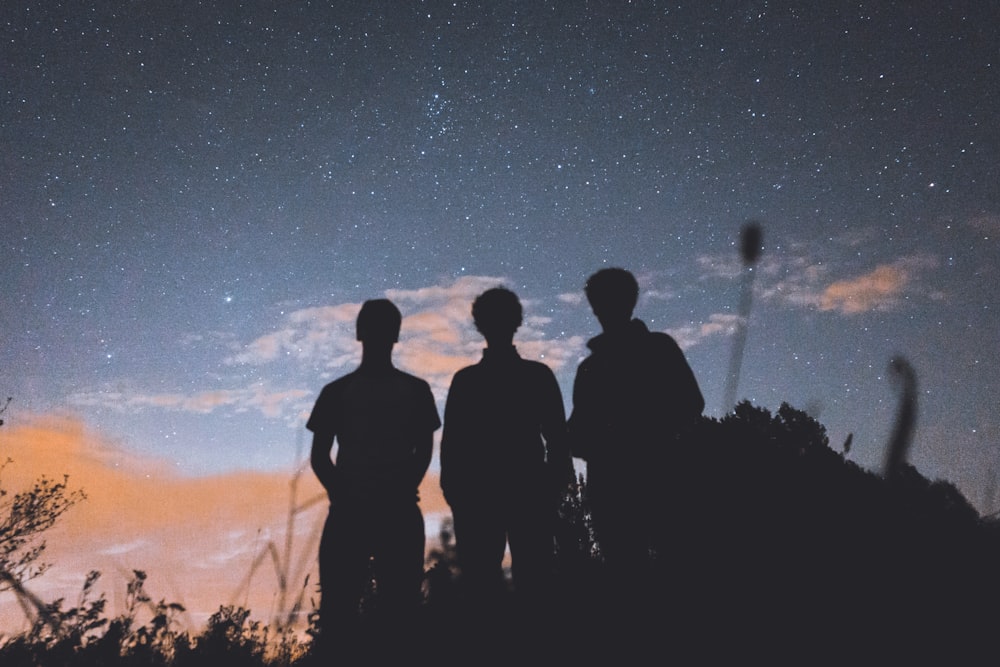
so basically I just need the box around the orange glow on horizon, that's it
[0,415,449,635]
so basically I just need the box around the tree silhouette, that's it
[0,403,87,632]
[0,473,86,634]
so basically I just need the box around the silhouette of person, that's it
[306,299,440,647]
[441,287,572,610]
[568,268,704,581]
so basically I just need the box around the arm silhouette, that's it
[439,372,469,505]
[664,335,705,424]
[311,431,337,500]
[413,429,433,492]
[568,366,600,462]
[540,367,573,484]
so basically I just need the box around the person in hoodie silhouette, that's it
[306,299,440,647]
[568,268,704,579]
[441,287,573,609]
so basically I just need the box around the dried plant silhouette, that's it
[883,356,918,477]
[0,396,10,427]
[231,431,325,633]
[722,221,763,413]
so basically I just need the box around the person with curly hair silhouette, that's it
[441,287,572,611]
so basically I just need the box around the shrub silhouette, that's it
[3,401,999,664]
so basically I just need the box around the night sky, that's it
[3,2,999,513]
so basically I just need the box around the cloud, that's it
[388,275,584,398]
[701,239,939,316]
[558,277,675,306]
[228,303,361,366]
[697,253,743,280]
[817,255,938,315]
[68,384,312,419]
[557,292,584,305]
[71,276,584,422]
[517,336,588,368]
[0,415,449,633]
[695,228,940,317]
[818,265,907,314]
[404,311,463,345]
[386,276,507,397]
[396,345,475,385]
[386,275,506,305]
[222,276,506,399]
[247,388,313,419]
[666,314,742,350]
[758,258,829,310]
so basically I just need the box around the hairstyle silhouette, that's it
[584,268,639,326]
[472,287,523,340]
[356,298,402,344]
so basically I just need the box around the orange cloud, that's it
[403,311,464,345]
[0,416,449,635]
[389,278,586,395]
[819,264,908,314]
[397,345,476,381]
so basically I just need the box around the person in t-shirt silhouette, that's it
[306,299,441,646]
[441,287,572,609]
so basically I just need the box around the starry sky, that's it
[3,0,999,526]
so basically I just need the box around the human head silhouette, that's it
[472,287,523,346]
[584,268,639,332]
[356,299,402,345]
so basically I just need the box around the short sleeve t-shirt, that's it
[307,367,441,501]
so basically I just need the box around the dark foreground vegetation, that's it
[4,402,1000,665]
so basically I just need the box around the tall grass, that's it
[231,432,325,634]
